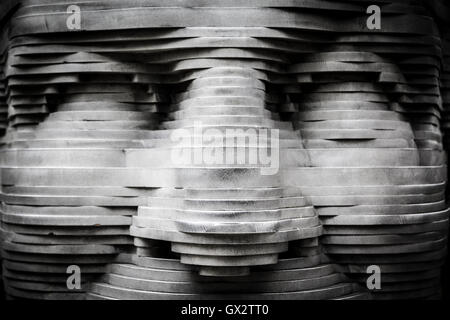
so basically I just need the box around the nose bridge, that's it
[172,66,269,121]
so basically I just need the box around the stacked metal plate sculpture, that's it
[0,0,449,300]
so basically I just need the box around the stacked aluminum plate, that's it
[0,0,449,300]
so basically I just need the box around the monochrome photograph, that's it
[0,0,449,307]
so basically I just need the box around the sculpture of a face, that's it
[0,0,449,300]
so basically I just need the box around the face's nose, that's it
[129,63,322,277]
